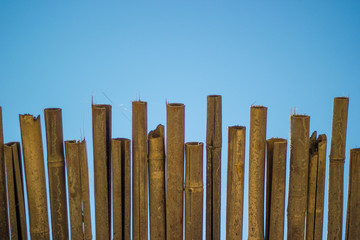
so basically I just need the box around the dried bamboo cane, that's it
[328,97,349,240]
[79,140,92,240]
[149,124,166,240]
[5,142,27,240]
[248,106,267,240]
[287,114,310,240]
[92,104,111,240]
[0,107,10,240]
[44,108,68,240]
[185,142,203,240]
[19,114,50,240]
[65,140,83,240]
[265,138,287,240]
[345,148,360,239]
[166,103,185,240]
[121,138,131,240]
[226,126,245,240]
[132,101,148,240]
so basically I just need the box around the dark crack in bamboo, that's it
[328,97,349,240]
[206,95,222,240]
[44,108,68,240]
[185,142,203,240]
[248,106,267,240]
[132,101,148,240]
[287,114,310,240]
[265,138,287,240]
[19,114,50,240]
[92,104,111,240]
[149,124,166,239]
[166,103,185,240]
[226,126,245,240]
[345,148,360,240]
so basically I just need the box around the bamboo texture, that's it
[226,126,245,240]
[122,138,131,240]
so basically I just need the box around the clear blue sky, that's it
[1,1,359,239]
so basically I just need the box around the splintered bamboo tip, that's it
[19,114,40,121]
[149,124,164,139]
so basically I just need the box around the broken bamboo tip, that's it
[149,124,164,139]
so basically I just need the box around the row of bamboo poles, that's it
[0,96,358,239]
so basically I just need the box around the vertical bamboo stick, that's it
[206,95,222,240]
[166,103,185,240]
[92,104,111,239]
[226,126,245,240]
[0,107,10,240]
[79,140,92,240]
[185,142,203,240]
[328,97,349,240]
[44,108,68,240]
[287,114,310,240]
[345,148,360,240]
[248,106,267,240]
[19,114,49,240]
[122,138,131,240]
[149,124,166,240]
[65,140,83,240]
[132,101,148,240]
[265,138,287,240]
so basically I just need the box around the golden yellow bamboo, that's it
[65,140,83,239]
[121,138,131,240]
[206,95,222,240]
[185,142,203,240]
[132,101,148,240]
[248,106,267,240]
[19,114,49,240]
[92,104,111,239]
[226,126,245,240]
[149,124,166,240]
[166,103,185,240]
[287,114,310,240]
[0,107,10,239]
[265,138,287,240]
[345,148,360,239]
[44,108,68,240]
[328,97,349,240]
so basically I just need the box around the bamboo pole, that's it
[79,140,92,240]
[92,104,111,240]
[0,107,10,240]
[132,101,148,240]
[148,124,166,240]
[248,106,267,240]
[44,108,68,240]
[226,126,245,240]
[265,138,287,240]
[121,138,131,240]
[19,114,50,240]
[185,142,203,240]
[328,97,349,240]
[345,148,360,240]
[166,103,185,240]
[206,95,222,240]
[287,114,310,240]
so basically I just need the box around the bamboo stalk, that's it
[0,107,10,240]
[65,140,83,240]
[248,106,267,240]
[166,103,185,240]
[287,114,310,240]
[185,142,203,240]
[132,101,148,240]
[345,148,360,240]
[79,140,92,240]
[206,95,222,240]
[265,138,287,240]
[44,108,68,240]
[328,97,349,240]
[92,104,111,239]
[121,138,131,240]
[149,124,166,240]
[112,138,123,240]
[226,126,245,240]
[19,114,49,240]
